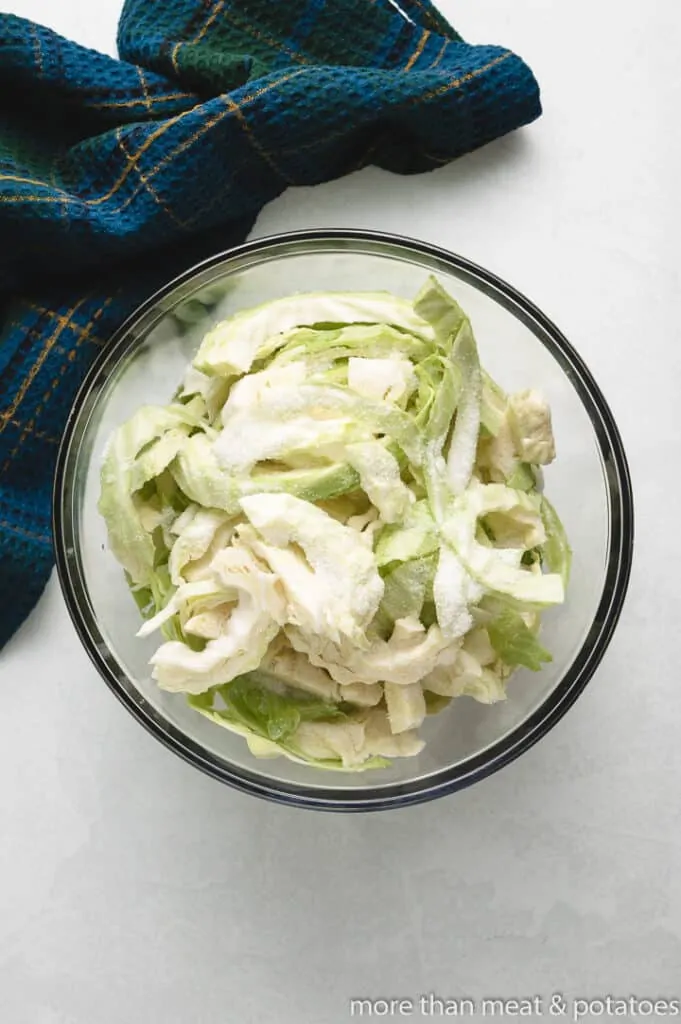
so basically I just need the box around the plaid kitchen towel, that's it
[0,0,541,648]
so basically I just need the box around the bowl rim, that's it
[52,228,634,812]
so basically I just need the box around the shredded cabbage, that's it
[99,276,568,771]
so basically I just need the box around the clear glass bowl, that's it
[53,231,634,811]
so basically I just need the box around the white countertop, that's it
[1,2,679,1022]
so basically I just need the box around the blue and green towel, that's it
[0,0,540,648]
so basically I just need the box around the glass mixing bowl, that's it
[53,231,633,811]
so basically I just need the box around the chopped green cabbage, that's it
[487,607,553,671]
[99,275,568,771]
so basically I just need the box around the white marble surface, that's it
[1,1,679,1022]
